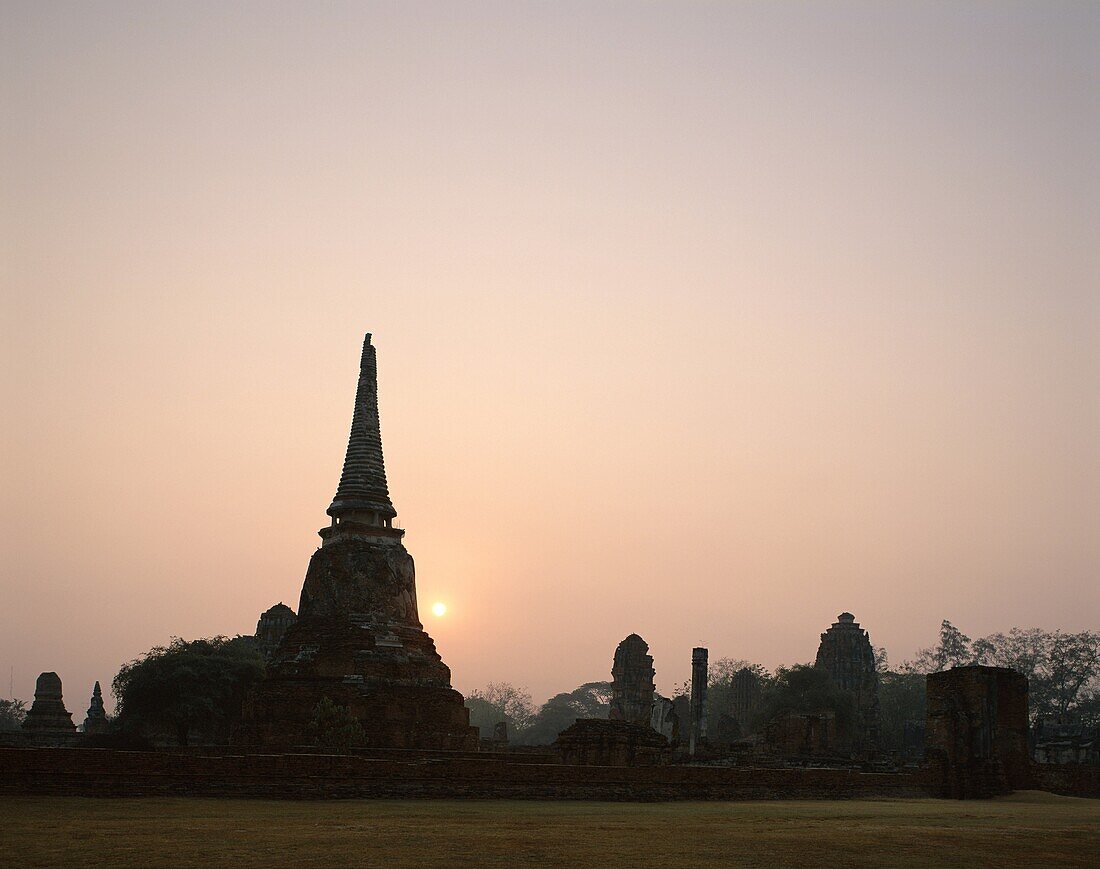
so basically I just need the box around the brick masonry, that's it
[0,748,928,801]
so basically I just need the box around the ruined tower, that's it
[609,634,656,726]
[235,334,477,750]
[815,612,881,754]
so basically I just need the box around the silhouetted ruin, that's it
[925,666,1030,798]
[815,612,880,753]
[254,602,297,662]
[235,334,477,751]
[554,719,668,766]
[609,634,656,726]
[22,672,76,743]
[82,681,108,735]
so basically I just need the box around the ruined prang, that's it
[815,612,880,753]
[22,672,76,740]
[235,334,477,750]
[254,602,297,663]
[82,681,108,735]
[689,647,708,755]
[609,634,656,726]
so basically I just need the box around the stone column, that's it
[690,647,708,755]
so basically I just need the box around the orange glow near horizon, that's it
[1,4,1098,713]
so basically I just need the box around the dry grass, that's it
[3,791,1098,867]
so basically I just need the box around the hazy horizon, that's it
[2,2,1098,713]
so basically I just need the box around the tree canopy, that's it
[0,698,26,732]
[465,681,613,746]
[905,620,1100,725]
[756,664,855,736]
[112,636,265,745]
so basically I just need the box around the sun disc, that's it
[431,601,447,617]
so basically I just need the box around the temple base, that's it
[234,537,478,752]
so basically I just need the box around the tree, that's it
[310,697,365,752]
[756,664,855,736]
[1041,631,1100,722]
[516,681,613,746]
[907,622,1100,727]
[971,627,1047,678]
[877,670,925,753]
[0,698,26,731]
[706,660,772,731]
[113,636,265,746]
[910,620,974,673]
[708,659,768,687]
[465,682,535,739]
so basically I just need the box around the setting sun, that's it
[431,602,447,618]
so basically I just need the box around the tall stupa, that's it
[235,334,476,750]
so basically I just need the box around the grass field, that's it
[4,791,1098,867]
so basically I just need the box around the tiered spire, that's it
[327,334,397,523]
[83,681,108,734]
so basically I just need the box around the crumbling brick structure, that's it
[764,710,839,758]
[815,612,880,755]
[609,634,656,726]
[254,602,297,663]
[234,335,476,751]
[554,719,668,766]
[925,665,1030,798]
[21,673,77,745]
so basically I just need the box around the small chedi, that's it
[235,334,476,751]
[82,681,109,735]
[925,665,1030,798]
[22,672,76,743]
[815,612,880,754]
[609,634,656,725]
[254,602,297,663]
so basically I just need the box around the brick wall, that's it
[0,747,927,801]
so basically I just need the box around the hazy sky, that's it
[2,2,1098,712]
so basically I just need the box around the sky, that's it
[2,2,1098,713]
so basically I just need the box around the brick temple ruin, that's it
[253,602,297,663]
[609,634,656,725]
[21,673,76,744]
[925,665,1031,798]
[4,335,1096,801]
[234,334,477,751]
[815,612,880,754]
[554,633,668,766]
